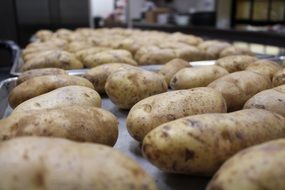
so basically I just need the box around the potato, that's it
[246,59,282,79]
[243,85,285,117]
[17,68,67,85]
[105,67,167,109]
[169,32,203,46]
[198,40,231,59]
[142,109,285,175]
[0,137,157,190]
[207,139,285,190]
[219,46,254,57]
[215,55,258,73]
[9,75,94,108]
[83,63,133,94]
[158,58,191,85]
[272,68,285,87]
[208,71,272,111]
[127,87,227,142]
[75,47,112,63]
[83,49,137,68]
[135,45,204,65]
[34,29,53,41]
[22,50,83,71]
[65,41,92,53]
[170,65,229,90]
[0,106,118,146]
[13,86,101,113]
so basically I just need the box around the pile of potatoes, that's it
[21,28,254,71]
[0,69,159,190]
[4,27,285,189]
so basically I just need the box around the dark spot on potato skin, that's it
[163,125,171,131]
[185,149,195,161]
[187,119,202,128]
[160,131,169,139]
[278,99,283,102]
[84,93,91,98]
[253,104,266,109]
[221,130,233,141]
[143,104,152,113]
[187,132,207,145]
[34,172,45,187]
[235,131,243,140]
[172,76,177,83]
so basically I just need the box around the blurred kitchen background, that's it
[1,0,285,54]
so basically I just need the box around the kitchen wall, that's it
[91,0,114,18]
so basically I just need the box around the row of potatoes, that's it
[2,53,285,189]
[20,28,254,71]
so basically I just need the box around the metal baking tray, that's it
[0,77,210,190]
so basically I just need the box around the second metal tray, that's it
[0,77,210,190]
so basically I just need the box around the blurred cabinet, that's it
[1,0,90,47]
[231,0,285,27]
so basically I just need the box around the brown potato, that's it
[83,49,137,68]
[207,139,285,190]
[127,87,227,142]
[13,86,101,113]
[272,68,285,87]
[135,45,204,65]
[17,68,67,85]
[246,59,282,79]
[158,58,191,85]
[142,109,285,175]
[9,75,94,108]
[243,85,285,117]
[34,29,53,41]
[75,47,112,63]
[215,55,258,73]
[219,46,254,57]
[198,40,231,59]
[208,71,272,111]
[83,63,134,94]
[0,137,157,190]
[170,65,229,90]
[0,106,118,145]
[65,41,92,53]
[22,50,83,71]
[105,67,167,109]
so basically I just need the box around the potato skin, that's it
[9,75,94,108]
[207,139,285,190]
[158,58,191,85]
[272,68,285,87]
[13,86,101,113]
[142,109,285,175]
[105,67,168,109]
[22,50,83,71]
[83,49,137,68]
[17,68,67,85]
[219,46,253,57]
[208,71,272,111]
[244,85,285,117]
[245,60,282,79]
[83,63,133,94]
[170,65,229,90]
[0,137,157,190]
[215,55,257,73]
[127,87,227,142]
[0,106,118,146]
